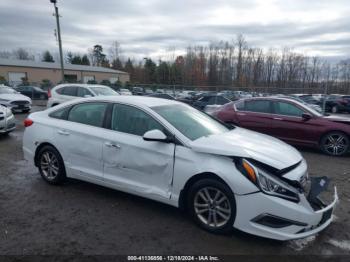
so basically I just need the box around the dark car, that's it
[146,93,175,100]
[213,97,350,156]
[15,86,48,100]
[322,95,350,113]
[131,86,144,95]
[192,95,231,110]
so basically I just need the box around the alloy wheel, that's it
[324,133,348,156]
[194,187,231,228]
[40,151,59,180]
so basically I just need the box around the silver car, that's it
[0,105,16,134]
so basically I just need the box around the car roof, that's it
[81,95,182,108]
[239,96,307,105]
[52,84,110,89]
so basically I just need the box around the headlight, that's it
[236,158,300,202]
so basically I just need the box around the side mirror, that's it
[143,129,172,143]
[302,113,312,121]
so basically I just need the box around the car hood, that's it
[190,127,302,170]
[323,115,350,124]
[0,93,31,102]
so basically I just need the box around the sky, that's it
[0,0,349,61]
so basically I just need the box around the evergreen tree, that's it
[42,50,54,62]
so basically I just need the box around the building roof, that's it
[0,58,128,75]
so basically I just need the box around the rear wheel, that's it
[37,145,66,184]
[320,132,349,156]
[187,178,236,234]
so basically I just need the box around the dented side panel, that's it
[102,128,175,201]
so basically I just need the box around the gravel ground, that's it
[0,106,349,256]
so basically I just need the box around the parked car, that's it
[193,95,231,110]
[0,86,32,112]
[322,95,350,113]
[131,86,144,95]
[14,86,48,100]
[47,84,119,107]
[0,104,16,134]
[23,96,337,240]
[213,97,350,156]
[146,93,175,100]
[119,88,132,95]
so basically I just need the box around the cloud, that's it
[0,0,349,60]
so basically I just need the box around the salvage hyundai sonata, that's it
[23,96,338,240]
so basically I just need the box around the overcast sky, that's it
[0,0,349,61]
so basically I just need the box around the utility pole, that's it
[50,0,65,82]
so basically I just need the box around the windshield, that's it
[0,88,17,94]
[152,104,230,141]
[89,86,119,96]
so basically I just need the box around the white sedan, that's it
[0,86,32,112]
[0,105,16,134]
[22,96,338,240]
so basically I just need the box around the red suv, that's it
[213,97,350,156]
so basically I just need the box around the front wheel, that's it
[37,145,66,184]
[187,178,236,234]
[320,132,349,156]
[331,106,338,113]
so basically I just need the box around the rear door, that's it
[235,99,273,135]
[102,103,175,201]
[51,102,108,181]
[56,86,79,103]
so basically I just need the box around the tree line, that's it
[1,36,349,92]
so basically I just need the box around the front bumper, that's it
[234,177,338,240]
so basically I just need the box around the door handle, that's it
[105,142,121,149]
[273,117,283,120]
[58,130,70,136]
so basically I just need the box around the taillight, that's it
[24,118,33,127]
[48,89,51,98]
[340,99,348,105]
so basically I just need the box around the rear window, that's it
[56,86,78,96]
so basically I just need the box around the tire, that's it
[37,145,66,184]
[320,132,349,156]
[187,178,236,234]
[331,106,338,113]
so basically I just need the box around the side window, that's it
[77,87,93,97]
[111,104,165,136]
[62,86,78,96]
[49,106,71,120]
[68,103,107,127]
[245,100,271,113]
[274,102,304,117]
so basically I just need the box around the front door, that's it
[270,101,319,146]
[102,103,175,201]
